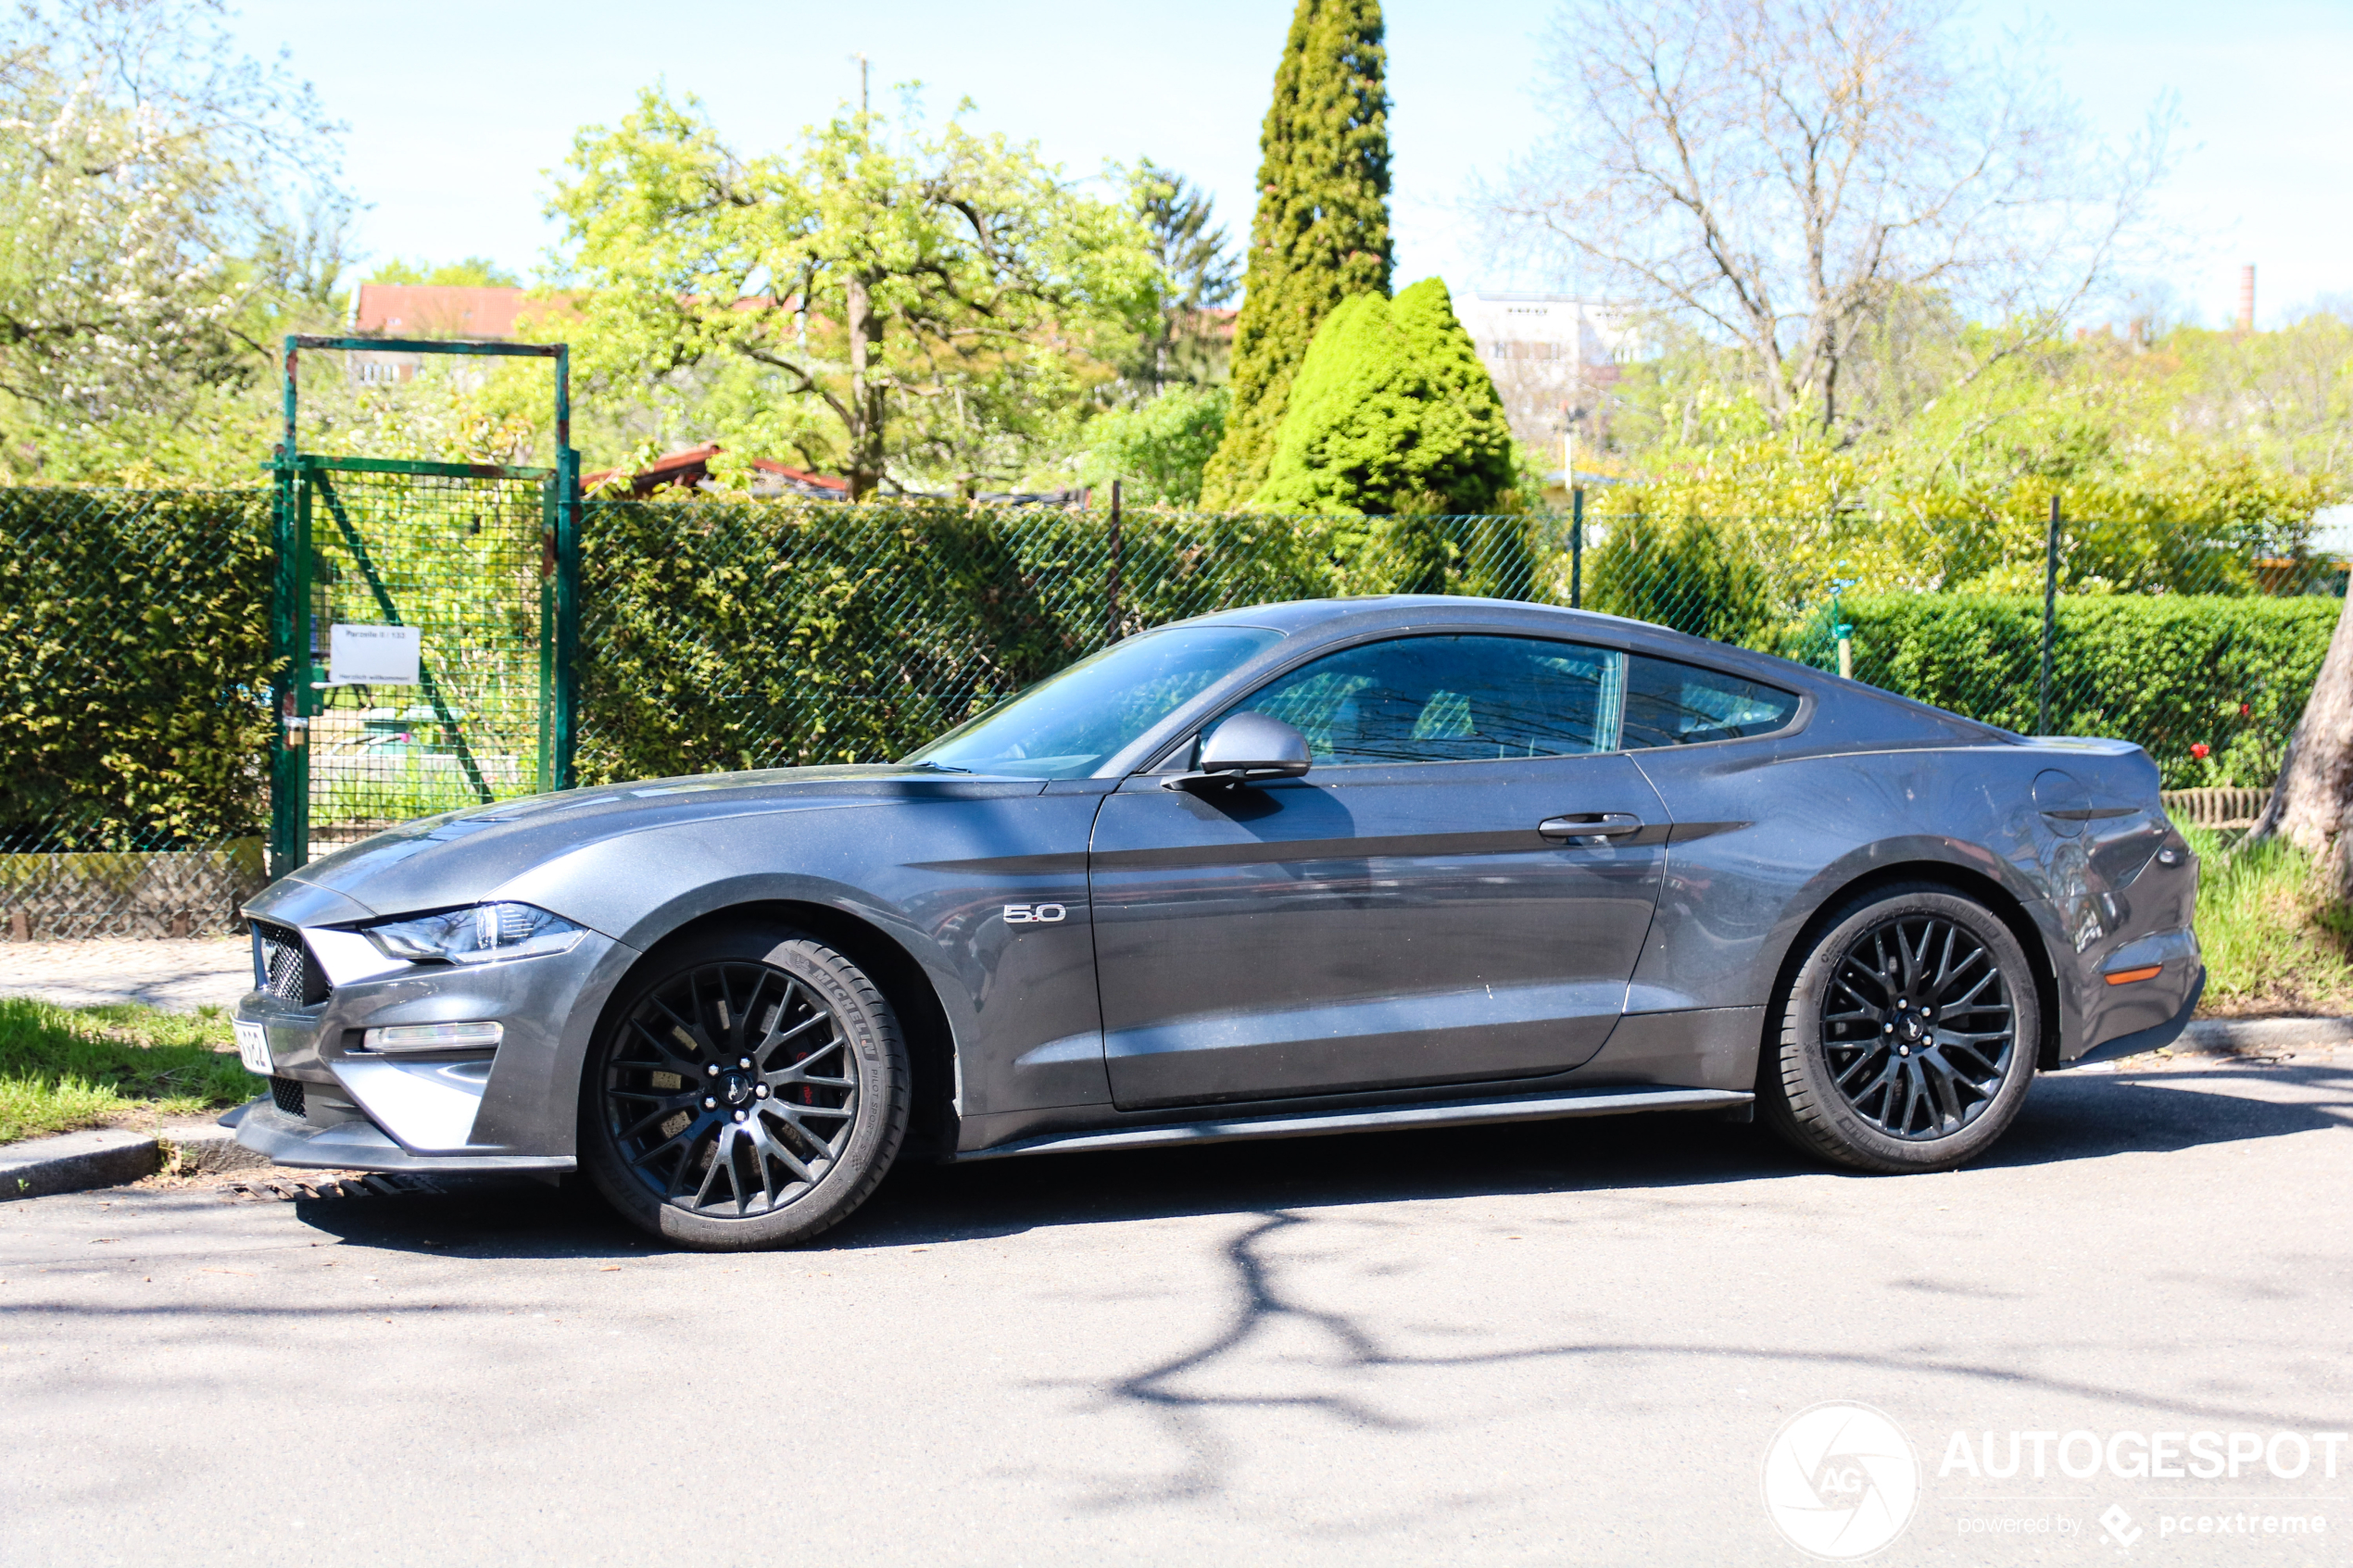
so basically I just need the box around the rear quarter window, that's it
[1620,655,1799,747]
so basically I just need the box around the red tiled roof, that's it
[582,444,849,499]
[349,284,577,339]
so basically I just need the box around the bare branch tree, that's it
[1489,0,2172,434]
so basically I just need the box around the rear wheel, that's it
[581,927,908,1249]
[1758,884,2039,1173]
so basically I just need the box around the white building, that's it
[1453,293,1639,461]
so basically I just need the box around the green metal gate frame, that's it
[269,335,580,873]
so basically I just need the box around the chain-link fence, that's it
[3,487,2342,937]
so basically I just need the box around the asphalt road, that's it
[4,1051,2349,1568]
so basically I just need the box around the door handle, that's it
[1539,812,1644,843]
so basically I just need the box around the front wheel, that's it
[581,928,909,1249]
[1758,884,2040,1173]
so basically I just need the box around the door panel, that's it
[1089,755,1670,1109]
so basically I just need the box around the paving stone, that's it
[0,936,251,1010]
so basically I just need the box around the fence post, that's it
[2039,495,2061,735]
[1569,485,1584,609]
[1106,479,1123,646]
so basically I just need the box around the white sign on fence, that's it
[329,623,422,685]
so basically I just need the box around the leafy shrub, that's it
[1254,279,1515,516]
[1078,386,1228,507]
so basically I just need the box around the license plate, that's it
[233,1021,272,1076]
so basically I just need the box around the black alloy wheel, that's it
[1819,913,2016,1140]
[1759,884,2040,1173]
[583,929,908,1249]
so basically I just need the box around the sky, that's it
[226,0,2351,328]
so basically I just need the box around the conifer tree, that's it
[1255,278,1514,515]
[1198,0,1391,508]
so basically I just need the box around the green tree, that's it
[367,257,522,288]
[0,0,350,483]
[1077,384,1227,506]
[1254,278,1514,514]
[1130,162,1238,388]
[547,88,1154,497]
[1199,0,1391,507]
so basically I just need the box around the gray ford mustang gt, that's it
[230,596,2203,1248]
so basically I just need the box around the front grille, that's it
[252,922,330,1004]
[269,1075,307,1117]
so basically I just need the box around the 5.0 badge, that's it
[1001,903,1069,924]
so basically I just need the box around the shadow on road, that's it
[285,1057,2350,1265]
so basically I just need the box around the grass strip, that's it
[2183,825,2353,1017]
[0,997,256,1145]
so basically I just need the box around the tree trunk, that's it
[844,274,883,499]
[2244,587,2353,884]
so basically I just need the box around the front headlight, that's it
[359,902,588,966]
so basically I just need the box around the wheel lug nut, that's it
[1882,1022,1894,1034]
[732,1110,746,1123]
[703,1097,716,1110]
[755,1084,769,1098]
[738,1057,751,1069]
[706,1064,719,1077]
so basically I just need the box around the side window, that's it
[1620,655,1798,748]
[1217,635,1626,765]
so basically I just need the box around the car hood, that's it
[259,764,1048,926]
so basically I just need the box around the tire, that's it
[1758,884,2040,1173]
[581,926,909,1249]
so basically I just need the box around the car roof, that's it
[1178,595,1793,679]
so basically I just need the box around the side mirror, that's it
[1167,712,1312,792]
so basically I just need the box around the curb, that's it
[2182,1016,2353,1053]
[1,1128,161,1199]
[1,1120,270,1202]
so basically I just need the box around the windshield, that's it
[904,625,1283,779]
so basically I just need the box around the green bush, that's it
[0,488,275,848]
[1078,386,1228,507]
[1254,279,1515,516]
[1838,593,2340,785]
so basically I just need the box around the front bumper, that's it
[232,926,639,1172]
[234,1100,576,1173]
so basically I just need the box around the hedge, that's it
[0,488,275,849]
[573,500,1538,783]
[3,487,2340,843]
[1839,592,2341,788]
